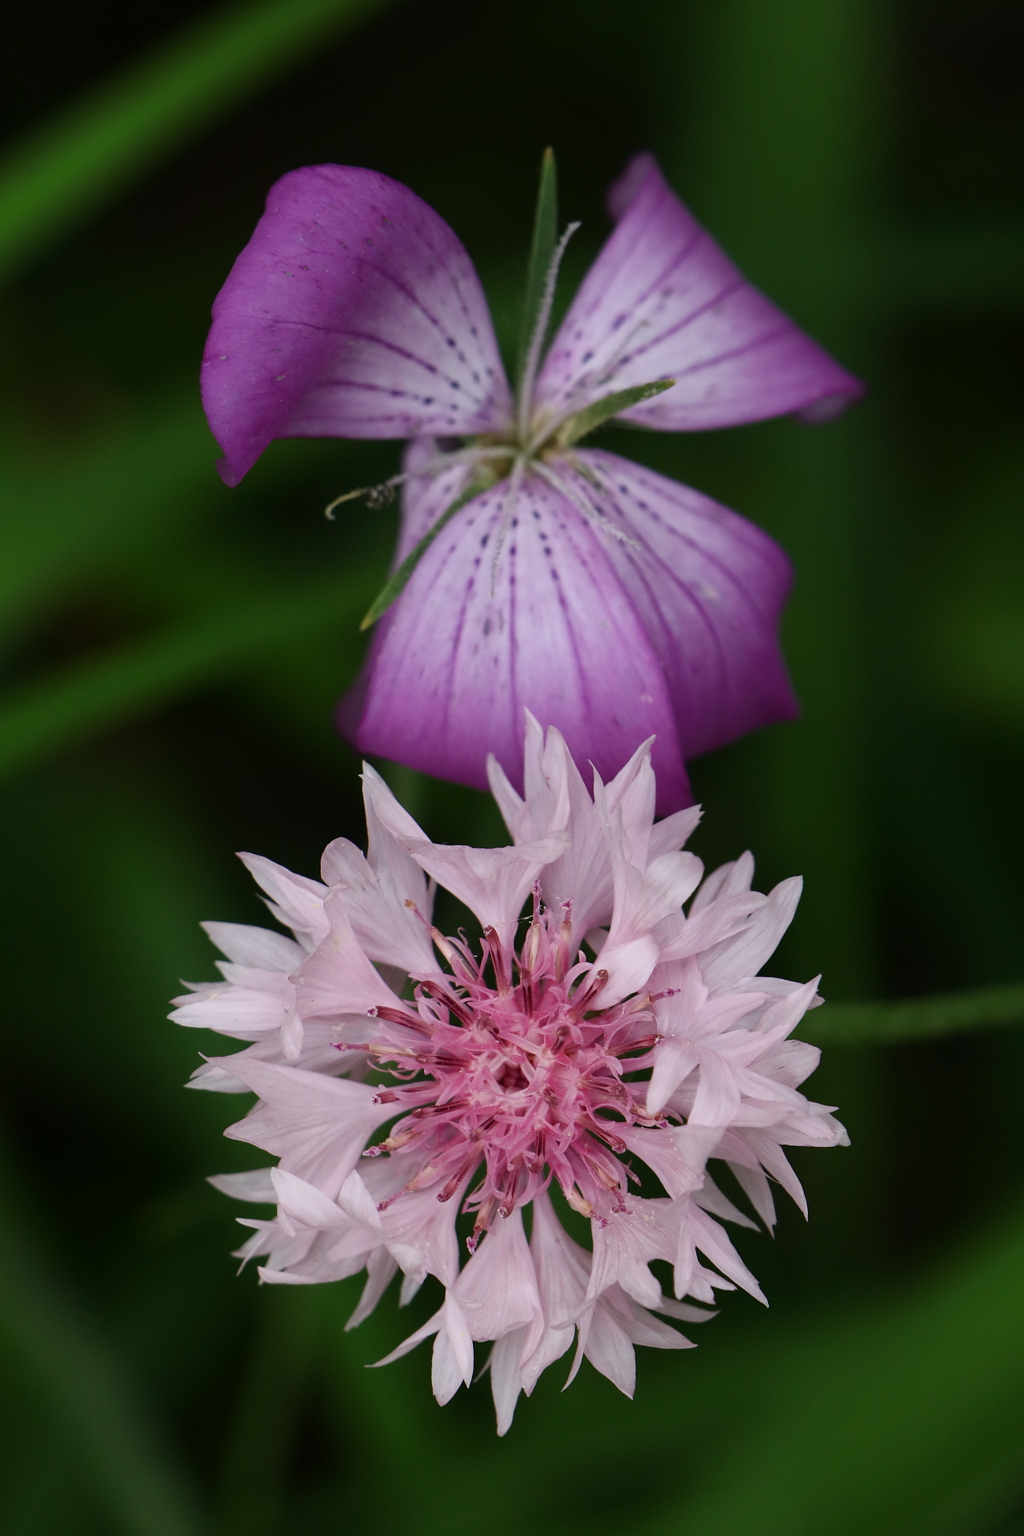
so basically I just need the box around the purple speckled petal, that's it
[202,166,513,485]
[340,463,691,815]
[534,155,862,434]
[563,449,799,759]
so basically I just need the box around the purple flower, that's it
[176,718,846,1432]
[202,154,861,812]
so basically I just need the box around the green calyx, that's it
[514,147,559,400]
[553,378,676,447]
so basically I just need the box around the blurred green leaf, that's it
[596,1205,1024,1536]
[805,983,1024,1046]
[0,562,376,783]
[0,0,399,284]
[216,1291,329,1536]
[0,1152,206,1536]
[0,395,216,640]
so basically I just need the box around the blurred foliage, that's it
[0,0,1022,1531]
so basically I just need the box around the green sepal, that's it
[359,478,490,630]
[556,378,676,447]
[514,148,558,397]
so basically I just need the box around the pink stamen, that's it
[361,902,668,1237]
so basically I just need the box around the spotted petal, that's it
[534,154,862,434]
[202,165,512,485]
[341,465,691,814]
[562,450,799,759]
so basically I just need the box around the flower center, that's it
[362,907,665,1245]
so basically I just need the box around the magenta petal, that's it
[566,450,799,759]
[341,466,691,815]
[201,166,512,485]
[534,154,862,433]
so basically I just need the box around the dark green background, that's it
[1,1,1023,1532]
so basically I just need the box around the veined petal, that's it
[202,166,512,484]
[223,1059,394,1196]
[202,921,302,972]
[343,468,691,815]
[171,986,291,1039]
[346,1248,399,1330]
[380,1182,463,1290]
[295,894,406,1022]
[690,851,756,914]
[700,876,804,991]
[362,762,567,939]
[522,1187,588,1388]
[319,830,435,976]
[575,1301,637,1398]
[561,451,799,760]
[271,1167,353,1233]
[453,1208,541,1343]
[207,1168,276,1203]
[237,854,328,950]
[646,1037,700,1117]
[491,721,621,944]
[587,1199,669,1310]
[432,1298,475,1401]
[534,153,861,434]
[489,1326,530,1436]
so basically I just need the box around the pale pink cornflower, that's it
[175,716,846,1432]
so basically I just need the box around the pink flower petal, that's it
[346,1248,399,1330]
[700,876,804,991]
[575,1300,638,1398]
[432,1298,475,1401]
[454,1208,540,1343]
[202,921,302,971]
[343,468,691,814]
[319,820,435,976]
[207,1168,276,1203]
[362,763,567,940]
[237,853,328,950]
[562,451,800,760]
[521,1187,587,1390]
[379,1181,462,1289]
[587,1198,668,1310]
[534,153,862,434]
[201,165,512,485]
[223,1058,394,1196]
[295,895,406,1023]
[271,1167,353,1233]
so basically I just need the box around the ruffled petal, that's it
[700,876,804,991]
[202,921,303,971]
[534,153,862,434]
[561,451,799,759]
[202,165,512,485]
[342,468,691,815]
[361,763,567,940]
[223,1058,394,1196]
[207,1168,276,1203]
[295,895,406,1023]
[319,819,435,976]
